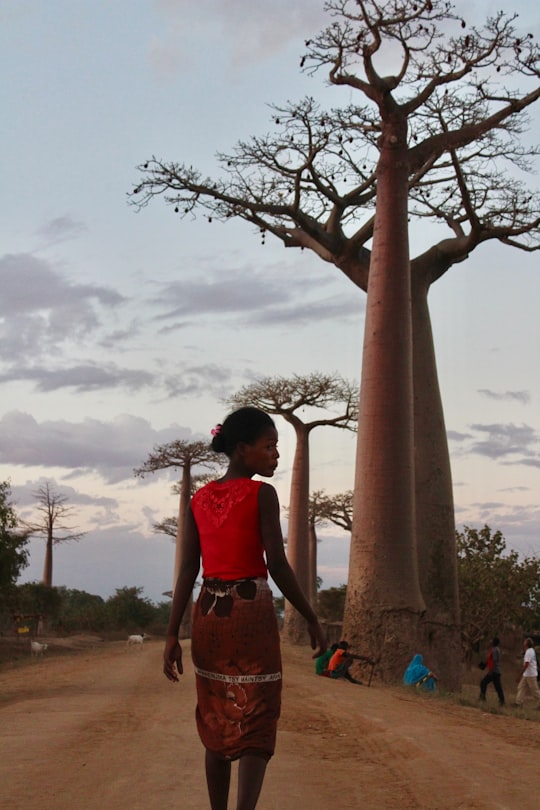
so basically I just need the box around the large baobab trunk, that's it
[283,420,312,643]
[174,465,193,639]
[343,121,425,679]
[411,272,461,689]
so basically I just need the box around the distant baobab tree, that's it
[25,481,86,588]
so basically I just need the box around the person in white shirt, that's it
[515,637,540,708]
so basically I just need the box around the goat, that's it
[30,640,48,656]
[127,633,145,646]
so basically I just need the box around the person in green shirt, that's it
[315,643,338,676]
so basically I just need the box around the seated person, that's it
[315,643,338,676]
[403,653,438,691]
[327,640,363,684]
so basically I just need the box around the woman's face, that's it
[241,427,279,478]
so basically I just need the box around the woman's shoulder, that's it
[192,477,262,513]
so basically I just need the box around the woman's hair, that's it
[211,406,275,457]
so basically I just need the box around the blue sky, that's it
[1,0,539,604]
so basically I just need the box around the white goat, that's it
[127,633,145,646]
[30,640,48,656]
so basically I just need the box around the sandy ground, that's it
[1,637,539,810]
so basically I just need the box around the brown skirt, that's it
[191,577,282,761]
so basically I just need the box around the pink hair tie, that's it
[211,424,222,437]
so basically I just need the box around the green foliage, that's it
[317,584,347,623]
[12,582,62,620]
[104,586,157,631]
[2,583,170,634]
[0,480,30,601]
[54,587,106,632]
[457,525,540,657]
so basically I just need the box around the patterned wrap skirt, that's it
[191,577,282,761]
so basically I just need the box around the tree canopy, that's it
[131,2,539,273]
[457,524,540,659]
[0,481,30,601]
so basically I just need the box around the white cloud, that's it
[478,389,531,405]
[0,253,125,361]
[0,411,198,483]
[34,215,87,247]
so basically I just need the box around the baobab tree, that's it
[313,490,354,534]
[228,372,358,642]
[25,482,86,588]
[131,1,539,685]
[134,440,220,637]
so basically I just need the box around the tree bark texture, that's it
[283,422,312,643]
[411,274,462,689]
[343,123,425,678]
[174,464,193,639]
[42,525,53,588]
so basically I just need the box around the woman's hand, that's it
[163,635,183,682]
[307,620,327,659]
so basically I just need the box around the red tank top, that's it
[191,478,268,580]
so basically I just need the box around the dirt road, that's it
[1,638,539,809]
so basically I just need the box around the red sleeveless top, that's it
[191,478,268,580]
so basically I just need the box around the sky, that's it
[1,0,539,606]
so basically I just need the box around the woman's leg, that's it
[236,754,268,810]
[205,749,231,810]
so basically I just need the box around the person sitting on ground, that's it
[327,641,363,684]
[403,653,438,691]
[315,643,338,677]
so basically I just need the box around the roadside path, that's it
[1,639,538,809]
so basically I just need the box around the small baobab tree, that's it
[25,482,86,588]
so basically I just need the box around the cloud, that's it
[34,215,87,247]
[248,294,363,327]
[150,264,361,329]
[0,362,155,393]
[447,430,472,442]
[504,457,540,469]
[150,274,288,321]
[11,479,121,526]
[0,411,199,483]
[152,0,328,73]
[468,422,539,460]
[163,362,234,399]
[478,389,531,404]
[0,253,125,361]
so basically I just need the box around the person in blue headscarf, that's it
[403,654,438,691]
